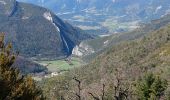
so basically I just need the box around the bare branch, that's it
[73,77,81,100]
[102,84,105,100]
[88,92,100,100]
[113,68,129,100]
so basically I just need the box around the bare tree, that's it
[102,84,105,100]
[88,84,105,100]
[113,68,129,100]
[73,77,81,100]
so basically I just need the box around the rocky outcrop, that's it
[72,42,94,57]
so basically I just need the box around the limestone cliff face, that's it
[72,42,94,57]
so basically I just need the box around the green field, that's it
[37,57,83,72]
[101,18,139,32]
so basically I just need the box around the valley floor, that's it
[33,57,84,81]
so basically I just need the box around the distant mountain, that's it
[17,0,170,35]
[0,0,92,59]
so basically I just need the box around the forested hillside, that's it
[0,0,92,59]
[74,14,170,62]
[42,24,170,100]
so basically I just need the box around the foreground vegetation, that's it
[0,34,45,99]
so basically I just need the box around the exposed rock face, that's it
[72,42,94,57]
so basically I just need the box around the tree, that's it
[73,77,82,100]
[88,84,105,100]
[136,72,168,100]
[113,72,129,100]
[0,34,45,100]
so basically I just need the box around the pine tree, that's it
[136,72,168,100]
[0,33,45,100]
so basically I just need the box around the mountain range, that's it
[0,0,92,60]
[17,0,170,35]
[0,0,93,75]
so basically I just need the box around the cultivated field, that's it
[37,57,83,72]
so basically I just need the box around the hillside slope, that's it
[73,14,170,62]
[42,24,170,99]
[0,0,92,59]
[14,56,47,74]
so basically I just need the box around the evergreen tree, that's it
[136,72,168,100]
[0,34,45,100]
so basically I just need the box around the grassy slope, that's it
[42,24,170,99]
